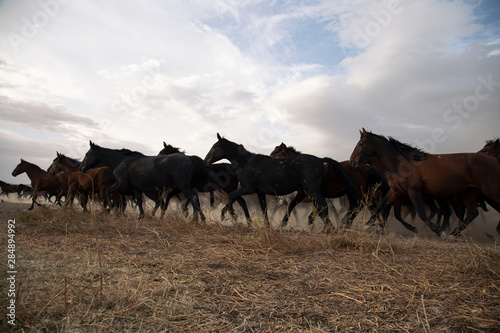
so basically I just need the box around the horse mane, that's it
[117,148,145,157]
[20,159,44,170]
[366,131,429,161]
[485,138,499,146]
[284,145,301,155]
[58,153,81,165]
[161,143,185,155]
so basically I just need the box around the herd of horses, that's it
[3,130,500,239]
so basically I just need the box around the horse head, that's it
[158,142,184,156]
[204,133,246,165]
[80,141,100,172]
[350,128,376,166]
[12,159,28,177]
[479,138,500,157]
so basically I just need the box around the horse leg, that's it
[133,190,145,219]
[281,191,307,227]
[188,192,205,222]
[366,192,392,226]
[29,190,38,210]
[393,202,417,234]
[223,186,253,223]
[307,191,332,232]
[257,193,270,227]
[157,188,179,217]
[209,189,215,208]
[450,190,481,236]
[182,200,190,217]
[234,196,251,221]
[340,194,359,229]
[408,191,445,238]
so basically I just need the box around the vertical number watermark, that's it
[6,219,16,326]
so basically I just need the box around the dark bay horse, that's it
[350,129,500,237]
[204,134,360,231]
[48,152,81,175]
[80,141,205,220]
[269,143,402,231]
[0,180,31,199]
[12,159,68,210]
[478,138,500,233]
[159,142,250,219]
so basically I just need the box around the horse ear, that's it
[217,133,222,140]
[163,141,167,148]
[89,140,94,147]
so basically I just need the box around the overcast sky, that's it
[1,0,499,185]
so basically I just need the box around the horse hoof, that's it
[439,231,447,240]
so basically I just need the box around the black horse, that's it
[204,134,360,231]
[80,141,206,220]
[159,142,251,219]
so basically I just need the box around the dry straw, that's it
[1,202,499,332]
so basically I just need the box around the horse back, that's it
[413,153,500,196]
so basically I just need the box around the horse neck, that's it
[225,145,254,166]
[59,162,78,173]
[93,146,132,169]
[21,162,47,179]
[368,138,409,174]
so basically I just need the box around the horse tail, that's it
[323,158,362,201]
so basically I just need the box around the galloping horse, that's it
[204,134,360,231]
[158,142,251,219]
[350,129,500,237]
[0,180,31,199]
[80,141,206,220]
[269,143,402,231]
[12,159,68,210]
[66,167,124,212]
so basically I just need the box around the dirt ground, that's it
[1,200,500,332]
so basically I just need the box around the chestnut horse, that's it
[12,159,68,210]
[66,167,125,212]
[350,129,500,237]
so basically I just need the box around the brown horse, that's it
[350,129,500,237]
[66,167,124,212]
[0,180,31,199]
[269,143,411,231]
[12,159,68,210]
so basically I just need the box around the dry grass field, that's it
[1,200,500,332]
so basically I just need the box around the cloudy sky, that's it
[0,0,499,185]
